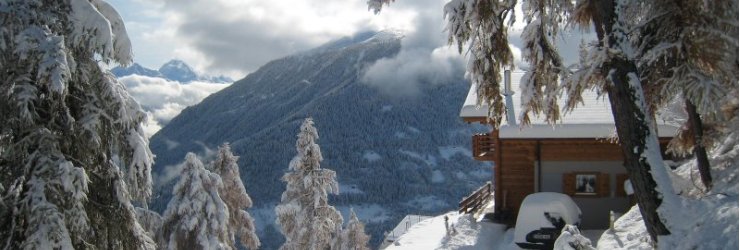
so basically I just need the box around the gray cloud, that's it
[152,0,408,77]
[175,15,316,75]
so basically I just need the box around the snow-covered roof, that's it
[460,71,678,138]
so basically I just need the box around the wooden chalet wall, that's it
[494,138,625,219]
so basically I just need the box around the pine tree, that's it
[0,0,154,249]
[275,118,343,250]
[135,207,163,241]
[633,0,738,190]
[161,153,231,250]
[339,209,370,250]
[210,143,260,250]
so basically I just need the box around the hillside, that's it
[148,31,490,248]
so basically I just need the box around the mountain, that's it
[112,60,233,83]
[148,30,490,249]
[111,62,163,78]
[158,59,200,82]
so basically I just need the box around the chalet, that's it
[460,70,677,229]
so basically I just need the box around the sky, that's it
[107,0,439,80]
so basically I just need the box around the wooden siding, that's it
[494,139,624,217]
[492,136,673,224]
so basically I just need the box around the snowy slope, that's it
[597,133,739,250]
[384,212,511,250]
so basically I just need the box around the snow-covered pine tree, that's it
[339,209,370,250]
[275,118,343,250]
[210,143,260,250]
[135,207,163,241]
[632,0,738,190]
[0,0,155,249]
[161,153,231,250]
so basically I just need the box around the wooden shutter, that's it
[597,173,610,197]
[615,174,630,197]
[563,173,576,196]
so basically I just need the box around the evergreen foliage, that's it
[210,143,260,250]
[338,208,371,250]
[275,118,343,250]
[0,0,154,248]
[161,153,230,249]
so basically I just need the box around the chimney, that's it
[504,70,516,126]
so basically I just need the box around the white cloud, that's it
[119,75,230,137]
[361,0,467,96]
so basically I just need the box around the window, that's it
[575,174,597,195]
[563,172,610,197]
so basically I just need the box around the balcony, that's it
[472,133,496,161]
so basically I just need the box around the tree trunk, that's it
[603,58,671,241]
[593,0,672,242]
[685,99,712,189]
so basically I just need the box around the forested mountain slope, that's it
[148,31,489,248]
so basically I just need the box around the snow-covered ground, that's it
[384,212,510,250]
[597,143,739,250]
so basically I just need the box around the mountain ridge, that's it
[112,59,233,83]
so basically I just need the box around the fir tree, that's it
[210,143,260,250]
[275,118,343,250]
[339,209,370,250]
[0,0,154,249]
[161,153,230,250]
[135,207,163,241]
[632,0,738,190]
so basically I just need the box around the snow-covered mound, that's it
[596,127,739,250]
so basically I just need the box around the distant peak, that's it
[159,59,198,82]
[160,59,194,71]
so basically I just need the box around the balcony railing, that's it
[472,133,496,161]
[458,181,493,215]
